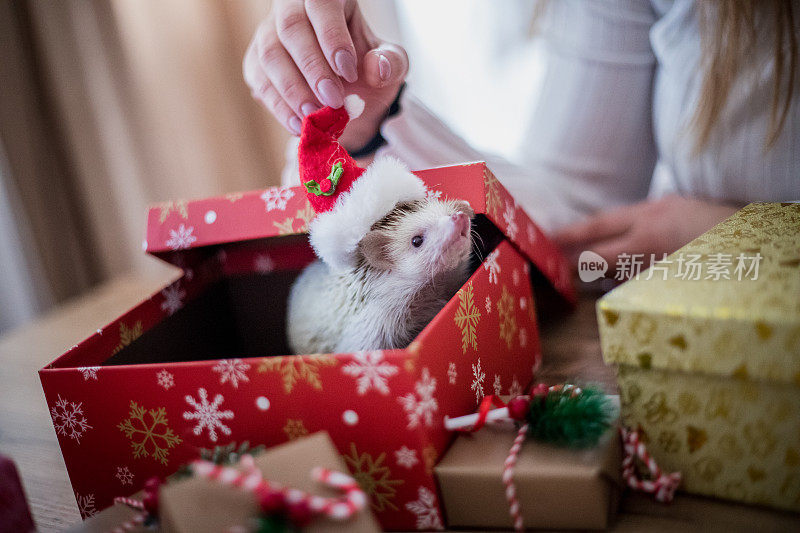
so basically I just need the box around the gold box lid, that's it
[597,203,800,386]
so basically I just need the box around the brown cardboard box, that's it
[62,503,148,533]
[435,426,621,530]
[159,432,380,533]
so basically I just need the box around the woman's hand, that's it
[243,0,408,150]
[552,195,740,273]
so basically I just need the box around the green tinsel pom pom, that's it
[525,386,617,448]
[255,515,297,533]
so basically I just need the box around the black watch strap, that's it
[350,83,406,158]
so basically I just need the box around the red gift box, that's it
[39,162,574,530]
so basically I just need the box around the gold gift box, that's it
[597,202,800,512]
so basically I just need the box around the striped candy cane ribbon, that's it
[502,423,529,531]
[110,497,146,533]
[190,455,367,521]
[620,426,681,502]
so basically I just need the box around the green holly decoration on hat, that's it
[304,161,343,197]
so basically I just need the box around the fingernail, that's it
[334,49,358,83]
[317,78,344,108]
[378,54,391,82]
[288,116,301,135]
[301,102,319,117]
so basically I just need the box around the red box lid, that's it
[145,162,575,305]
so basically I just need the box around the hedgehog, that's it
[287,197,475,354]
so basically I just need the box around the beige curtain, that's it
[0,0,289,332]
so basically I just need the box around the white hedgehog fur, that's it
[288,198,474,354]
[308,156,428,272]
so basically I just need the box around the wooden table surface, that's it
[0,273,796,532]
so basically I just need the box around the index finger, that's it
[305,0,358,83]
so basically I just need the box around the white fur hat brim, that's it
[309,156,427,271]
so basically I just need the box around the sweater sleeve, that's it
[376,0,660,233]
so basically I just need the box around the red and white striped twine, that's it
[191,456,367,521]
[110,497,146,533]
[620,427,681,503]
[502,423,529,532]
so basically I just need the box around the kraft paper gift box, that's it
[64,432,380,532]
[159,432,380,533]
[39,162,575,530]
[435,426,621,530]
[63,503,148,533]
[597,202,800,512]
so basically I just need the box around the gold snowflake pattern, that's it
[453,282,481,353]
[112,321,143,355]
[295,202,315,233]
[117,401,182,465]
[273,217,296,235]
[484,169,502,220]
[225,192,244,203]
[343,442,403,512]
[158,200,188,222]
[258,354,337,394]
[497,286,518,349]
[283,419,309,440]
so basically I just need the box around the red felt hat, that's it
[299,95,427,271]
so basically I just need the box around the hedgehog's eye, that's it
[411,235,424,248]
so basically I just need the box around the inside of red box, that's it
[104,215,511,365]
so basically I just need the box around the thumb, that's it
[362,43,409,91]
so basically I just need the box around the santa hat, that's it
[299,94,427,270]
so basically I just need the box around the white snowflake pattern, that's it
[493,374,502,396]
[398,368,438,429]
[212,359,251,388]
[51,395,92,443]
[509,376,523,398]
[512,268,520,286]
[260,186,295,211]
[76,493,97,518]
[405,486,444,531]
[447,362,457,385]
[77,366,100,381]
[166,224,197,250]
[156,369,174,390]
[483,249,501,284]
[519,328,528,348]
[520,297,527,310]
[485,295,492,314]
[394,446,420,469]
[254,253,275,273]
[503,201,518,240]
[425,189,442,201]
[183,388,234,442]
[160,283,186,315]
[471,359,485,405]
[115,466,134,486]
[342,351,399,395]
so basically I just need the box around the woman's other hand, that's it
[552,195,740,275]
[243,0,408,150]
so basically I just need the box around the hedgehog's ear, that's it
[359,230,394,271]
[453,200,475,218]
